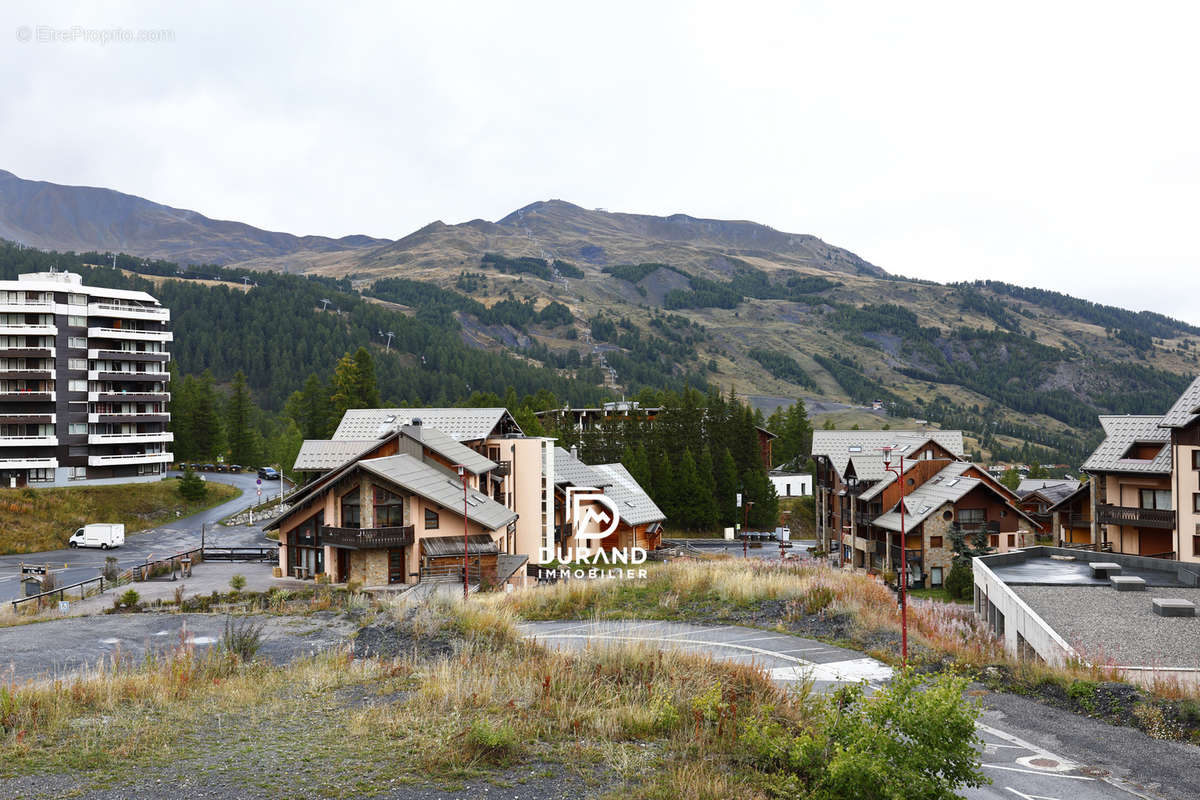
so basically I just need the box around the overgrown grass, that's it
[0,480,240,554]
[0,594,986,798]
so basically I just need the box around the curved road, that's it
[0,472,283,604]
[521,620,1190,800]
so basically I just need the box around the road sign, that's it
[256,478,262,485]
[21,565,46,575]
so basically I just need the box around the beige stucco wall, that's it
[1174,443,1200,563]
[1101,473,1173,555]
[486,436,550,561]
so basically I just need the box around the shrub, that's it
[116,589,140,609]
[221,615,265,661]
[464,719,520,764]
[229,574,247,592]
[944,563,974,600]
[177,469,208,502]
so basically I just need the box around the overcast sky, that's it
[3,1,1198,323]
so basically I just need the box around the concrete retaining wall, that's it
[972,555,1077,666]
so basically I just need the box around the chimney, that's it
[570,444,579,460]
[412,417,422,427]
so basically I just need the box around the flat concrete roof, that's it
[990,557,1190,588]
[1013,585,1200,668]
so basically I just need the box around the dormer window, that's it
[1123,442,1163,460]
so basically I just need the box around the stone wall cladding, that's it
[921,505,955,572]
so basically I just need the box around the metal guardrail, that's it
[201,547,274,562]
[420,563,482,583]
[11,575,106,612]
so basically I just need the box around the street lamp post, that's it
[881,447,908,668]
[456,465,469,600]
[742,500,754,557]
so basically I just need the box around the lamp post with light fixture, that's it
[456,464,469,600]
[880,446,908,667]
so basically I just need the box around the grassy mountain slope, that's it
[2,172,1196,466]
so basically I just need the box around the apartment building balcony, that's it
[0,435,57,447]
[88,391,170,402]
[87,327,173,342]
[1096,504,1176,530]
[1063,513,1092,529]
[0,390,54,402]
[89,412,168,423]
[89,349,170,362]
[87,451,173,466]
[87,431,174,446]
[0,368,52,380]
[321,525,415,549]
[0,413,54,424]
[0,323,56,337]
[0,456,57,469]
[0,347,53,359]
[88,370,170,382]
[0,300,53,314]
[87,303,170,322]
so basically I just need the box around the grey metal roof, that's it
[856,458,929,502]
[358,454,517,530]
[872,465,982,532]
[591,463,666,526]
[1159,374,1200,429]
[811,429,966,482]
[294,439,378,472]
[333,408,520,442]
[1016,479,1081,504]
[399,425,497,475]
[553,447,609,487]
[1081,416,1171,475]
[420,533,500,558]
[1045,481,1091,513]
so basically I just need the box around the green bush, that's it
[464,719,520,764]
[739,670,988,799]
[221,615,264,661]
[115,589,140,609]
[229,574,247,592]
[944,563,974,600]
[178,469,208,502]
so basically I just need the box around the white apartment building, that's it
[0,270,172,487]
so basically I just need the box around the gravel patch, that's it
[1013,585,1200,666]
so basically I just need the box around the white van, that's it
[68,524,125,550]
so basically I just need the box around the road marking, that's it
[976,722,1081,773]
[983,765,1092,781]
[1005,788,1062,800]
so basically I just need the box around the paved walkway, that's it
[519,620,1169,800]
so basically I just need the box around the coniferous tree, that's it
[193,370,224,460]
[673,449,707,530]
[713,446,738,528]
[352,346,381,407]
[284,374,331,439]
[695,446,718,531]
[653,450,677,522]
[226,371,259,465]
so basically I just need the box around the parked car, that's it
[258,467,280,480]
[69,524,125,550]
[215,464,228,473]
[228,464,242,473]
[201,464,216,472]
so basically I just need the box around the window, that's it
[68,358,86,370]
[1194,493,1200,513]
[373,486,404,527]
[68,423,86,435]
[930,536,944,548]
[67,316,86,327]
[1194,535,1200,557]
[1139,489,1172,510]
[1193,451,1200,471]
[67,293,86,306]
[424,508,440,529]
[1007,534,1016,547]
[28,468,53,482]
[69,466,86,480]
[942,510,953,521]
[931,567,943,586]
[388,549,406,584]
[68,380,87,392]
[959,508,985,528]
[68,337,86,349]
[989,534,999,548]
[340,490,360,529]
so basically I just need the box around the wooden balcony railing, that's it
[1095,504,1175,530]
[321,525,414,549]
